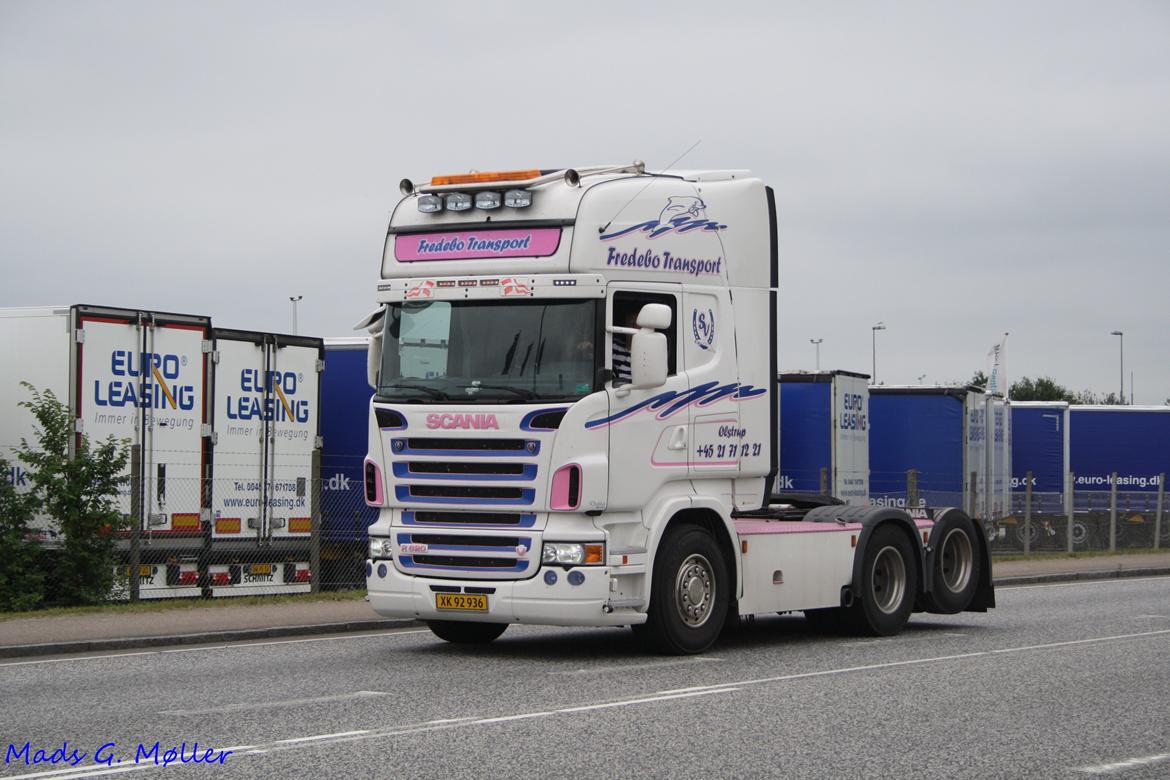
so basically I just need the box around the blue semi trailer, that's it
[869,386,990,519]
[1068,406,1170,547]
[319,337,377,588]
[778,371,870,505]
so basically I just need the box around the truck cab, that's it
[363,163,992,653]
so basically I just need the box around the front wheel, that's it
[844,524,918,637]
[427,620,508,645]
[636,525,729,655]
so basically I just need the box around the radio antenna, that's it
[598,138,702,234]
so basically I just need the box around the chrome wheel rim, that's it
[939,527,973,593]
[674,554,716,627]
[872,546,907,615]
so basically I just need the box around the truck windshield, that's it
[378,299,600,403]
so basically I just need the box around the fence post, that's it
[129,443,141,603]
[310,448,322,594]
[1155,473,1165,551]
[1109,471,1118,553]
[1066,471,1075,554]
[907,469,919,510]
[819,467,829,496]
[1024,471,1033,555]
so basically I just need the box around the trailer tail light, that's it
[431,169,541,186]
[179,570,198,586]
[211,572,230,586]
[550,464,581,511]
[364,459,384,506]
[294,569,311,583]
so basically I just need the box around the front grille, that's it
[404,511,535,528]
[409,534,522,547]
[408,438,528,451]
[408,461,526,475]
[412,555,521,569]
[410,485,527,499]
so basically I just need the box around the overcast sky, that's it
[2,2,1168,400]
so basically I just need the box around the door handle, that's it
[668,426,687,451]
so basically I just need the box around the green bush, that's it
[0,455,44,611]
[17,384,129,606]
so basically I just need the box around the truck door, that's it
[76,310,208,537]
[603,285,689,509]
[683,287,744,480]
[211,331,321,593]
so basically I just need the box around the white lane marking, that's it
[0,628,430,668]
[1000,575,1170,590]
[158,690,389,716]
[549,657,722,675]
[1075,750,1170,774]
[274,730,370,745]
[7,628,1168,780]
[844,633,966,647]
[1133,614,1170,620]
[557,688,738,713]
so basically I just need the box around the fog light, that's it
[568,570,585,586]
[474,191,501,210]
[544,570,558,586]
[417,194,442,213]
[445,192,472,211]
[504,189,532,208]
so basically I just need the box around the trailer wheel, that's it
[925,515,981,613]
[636,525,729,655]
[846,525,917,636]
[427,621,507,645]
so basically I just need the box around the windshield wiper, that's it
[380,383,450,400]
[459,383,537,400]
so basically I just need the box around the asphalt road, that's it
[2,577,1169,779]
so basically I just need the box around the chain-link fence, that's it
[993,471,1168,554]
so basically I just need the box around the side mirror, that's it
[366,332,382,390]
[636,303,672,330]
[630,331,668,389]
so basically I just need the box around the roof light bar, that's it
[431,169,543,186]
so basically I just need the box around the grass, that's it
[0,588,367,622]
[992,546,1168,562]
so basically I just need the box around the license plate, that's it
[250,563,272,575]
[435,593,489,612]
[136,565,152,577]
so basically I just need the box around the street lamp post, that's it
[871,322,886,384]
[810,338,823,371]
[290,296,303,335]
[1110,330,1123,403]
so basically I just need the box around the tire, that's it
[427,620,507,645]
[844,524,918,637]
[923,514,980,614]
[637,525,729,655]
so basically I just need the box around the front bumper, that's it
[366,561,645,627]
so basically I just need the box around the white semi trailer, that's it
[360,163,994,653]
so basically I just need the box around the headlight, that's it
[417,194,443,213]
[504,189,532,208]
[445,192,472,211]
[368,538,392,559]
[541,542,605,566]
[474,191,501,210]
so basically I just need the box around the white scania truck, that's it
[361,163,994,653]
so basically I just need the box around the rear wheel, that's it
[636,525,729,654]
[845,524,918,636]
[427,621,507,645]
[923,514,981,614]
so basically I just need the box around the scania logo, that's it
[426,413,500,430]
